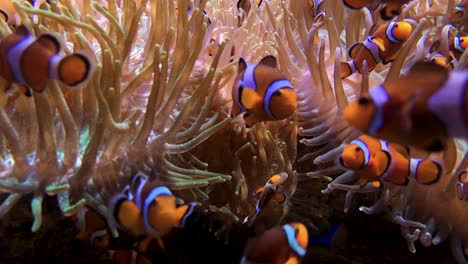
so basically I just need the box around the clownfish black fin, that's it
[379,4,401,20]
[15,25,30,36]
[258,55,277,68]
[58,53,93,87]
[0,9,8,22]
[36,34,61,54]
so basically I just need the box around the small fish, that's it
[340,21,412,79]
[453,0,467,20]
[107,175,194,239]
[450,35,468,61]
[0,25,93,97]
[104,249,151,264]
[308,0,326,23]
[0,1,50,26]
[339,135,442,187]
[241,222,308,264]
[456,171,468,201]
[232,56,297,127]
[237,0,264,27]
[341,0,409,20]
[427,52,455,70]
[343,61,467,152]
[71,207,109,248]
[243,173,288,225]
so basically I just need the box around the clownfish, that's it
[341,0,409,20]
[237,0,264,27]
[241,222,308,264]
[103,249,151,264]
[308,0,326,23]
[243,173,288,226]
[456,171,468,201]
[107,173,194,239]
[427,53,455,70]
[343,61,468,152]
[232,56,297,127]
[339,135,442,187]
[0,1,50,26]
[453,0,467,20]
[71,207,109,248]
[341,21,412,79]
[450,35,468,61]
[0,25,93,97]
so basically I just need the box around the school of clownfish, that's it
[0,0,467,263]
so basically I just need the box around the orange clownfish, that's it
[243,173,288,226]
[340,135,442,187]
[341,21,412,79]
[103,249,151,264]
[456,171,468,201]
[308,0,326,23]
[342,0,410,20]
[453,0,468,21]
[0,25,93,97]
[450,35,468,61]
[241,222,308,264]
[107,173,194,239]
[71,207,110,248]
[232,56,297,127]
[343,61,468,152]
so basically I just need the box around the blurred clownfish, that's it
[343,61,467,152]
[243,173,288,226]
[71,207,110,248]
[103,249,151,264]
[232,55,297,127]
[456,171,468,201]
[340,21,412,79]
[453,0,467,20]
[308,0,326,23]
[0,1,50,26]
[107,173,194,240]
[237,0,264,27]
[427,52,455,70]
[0,25,93,97]
[342,0,410,20]
[339,135,442,187]
[241,222,308,264]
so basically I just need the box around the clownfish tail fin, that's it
[340,61,355,79]
[57,52,94,87]
[411,158,443,185]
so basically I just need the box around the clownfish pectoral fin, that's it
[359,177,369,188]
[285,256,300,264]
[370,37,386,53]
[255,186,266,195]
[273,192,287,204]
[17,84,32,97]
[340,61,354,79]
[258,55,278,68]
[57,53,93,87]
[240,88,262,111]
[348,43,363,59]
[36,34,61,54]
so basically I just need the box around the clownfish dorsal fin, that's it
[36,34,61,54]
[348,43,363,59]
[238,57,247,73]
[370,37,386,53]
[241,87,262,110]
[15,25,30,36]
[258,55,277,68]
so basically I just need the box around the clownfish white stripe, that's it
[363,37,381,63]
[386,22,400,43]
[368,85,390,135]
[428,71,468,137]
[242,63,257,89]
[107,193,129,230]
[455,37,464,52]
[409,158,422,178]
[142,186,173,237]
[264,79,293,119]
[7,35,36,84]
[48,55,62,80]
[380,140,389,152]
[89,229,108,245]
[134,176,148,210]
[180,202,197,228]
[283,224,306,257]
[350,139,371,169]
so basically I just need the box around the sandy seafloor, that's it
[0,192,455,264]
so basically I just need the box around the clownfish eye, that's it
[358,97,370,105]
[355,147,361,152]
[272,90,282,96]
